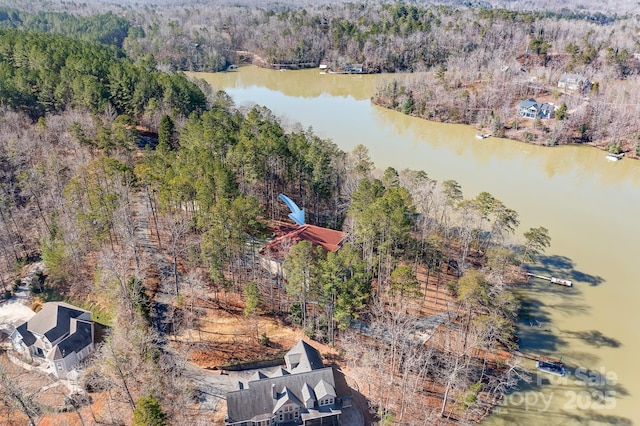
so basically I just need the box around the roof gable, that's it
[271,367,290,377]
[14,321,36,346]
[49,319,93,360]
[301,383,316,407]
[539,103,555,113]
[285,340,324,373]
[28,302,89,343]
[250,371,268,382]
[272,387,303,413]
[518,99,539,109]
[314,379,336,400]
[260,224,347,260]
[559,72,587,83]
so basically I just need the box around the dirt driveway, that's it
[0,262,49,335]
[0,277,36,334]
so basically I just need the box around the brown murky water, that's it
[191,66,640,425]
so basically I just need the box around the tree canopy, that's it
[0,29,206,119]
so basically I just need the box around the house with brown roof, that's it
[10,302,95,378]
[259,223,347,277]
[225,340,351,426]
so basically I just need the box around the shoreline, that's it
[193,64,638,163]
[369,97,639,161]
[479,126,638,161]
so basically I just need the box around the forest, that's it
[3,1,636,155]
[0,1,585,426]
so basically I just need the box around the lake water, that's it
[191,66,640,425]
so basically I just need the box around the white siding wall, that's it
[52,352,79,378]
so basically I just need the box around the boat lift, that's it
[526,273,572,287]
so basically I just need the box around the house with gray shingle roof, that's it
[10,302,95,378]
[517,98,555,119]
[225,340,350,426]
[558,72,591,93]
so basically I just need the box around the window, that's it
[57,362,63,371]
[294,411,299,418]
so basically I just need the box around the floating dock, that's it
[536,359,566,376]
[526,273,572,287]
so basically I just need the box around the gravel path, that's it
[0,262,44,334]
[132,191,174,328]
[133,192,233,411]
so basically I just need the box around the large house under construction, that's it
[224,340,352,426]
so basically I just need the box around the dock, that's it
[605,153,623,161]
[526,273,572,287]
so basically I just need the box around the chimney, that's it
[272,384,277,399]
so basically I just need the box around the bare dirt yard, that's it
[169,287,367,424]
[171,290,305,369]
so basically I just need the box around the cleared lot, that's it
[0,285,35,334]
